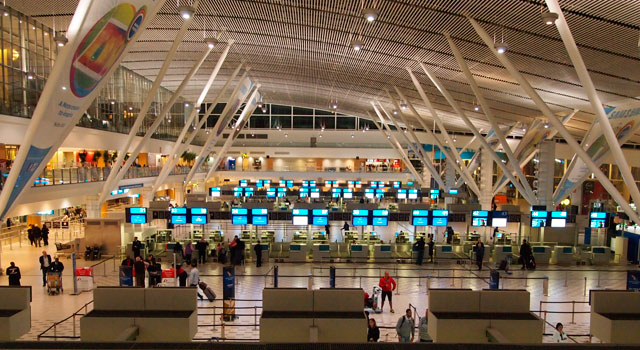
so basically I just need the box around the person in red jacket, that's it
[379,271,397,313]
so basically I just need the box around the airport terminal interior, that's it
[0,0,638,348]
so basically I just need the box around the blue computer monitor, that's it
[232,216,248,225]
[412,217,429,226]
[531,218,546,228]
[372,217,388,226]
[313,216,328,225]
[130,214,147,224]
[252,216,268,225]
[171,215,187,225]
[191,215,207,224]
[352,216,368,226]
[431,217,448,227]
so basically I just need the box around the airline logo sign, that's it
[0,0,163,219]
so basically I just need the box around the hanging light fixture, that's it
[544,123,549,129]
[284,133,288,138]
[350,39,363,51]
[261,105,267,113]
[0,3,8,17]
[362,8,378,23]
[351,133,355,138]
[400,102,407,110]
[109,99,116,105]
[204,36,218,48]
[26,71,35,80]
[493,26,508,54]
[178,5,195,20]
[128,106,133,111]
[184,102,190,107]
[54,33,68,47]
[392,109,398,115]
[540,5,559,26]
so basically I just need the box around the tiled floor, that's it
[0,238,634,343]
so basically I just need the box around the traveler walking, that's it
[378,271,397,313]
[413,237,426,265]
[427,237,435,263]
[173,241,184,260]
[6,262,21,286]
[520,239,532,270]
[196,237,209,264]
[38,251,52,287]
[28,225,34,246]
[50,257,65,292]
[395,308,415,343]
[188,261,203,299]
[254,240,262,267]
[41,224,49,246]
[367,318,380,342]
[133,256,146,288]
[475,239,485,271]
[184,241,193,264]
[177,263,188,287]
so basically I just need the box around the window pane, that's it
[293,106,313,115]
[250,115,269,128]
[336,116,355,129]
[271,115,291,129]
[315,109,334,116]
[359,119,376,130]
[271,104,291,115]
[293,116,313,129]
[315,116,334,129]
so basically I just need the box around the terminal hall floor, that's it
[0,240,633,343]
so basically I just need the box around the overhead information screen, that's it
[190,207,208,224]
[392,181,401,189]
[251,208,269,225]
[239,179,249,187]
[256,179,271,188]
[491,211,509,228]
[531,210,548,228]
[325,180,339,188]
[372,209,389,226]
[589,212,608,228]
[472,210,489,227]
[292,208,309,226]
[343,188,353,199]
[280,180,294,188]
[126,207,147,224]
[375,189,385,199]
[209,187,221,197]
[448,189,458,195]
[352,209,369,226]
[408,189,419,199]
[365,188,374,199]
[302,180,317,188]
[231,208,248,225]
[310,188,320,199]
[266,188,276,198]
[411,209,429,226]
[430,189,440,200]
[170,207,187,225]
[431,210,449,227]
[550,211,567,228]
[332,188,341,198]
[347,180,362,189]
[397,189,407,199]
[299,188,309,198]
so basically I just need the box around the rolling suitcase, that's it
[199,281,216,302]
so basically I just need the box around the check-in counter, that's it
[552,246,573,265]
[492,245,513,263]
[531,246,551,265]
[344,231,359,243]
[241,230,257,241]
[374,244,392,261]
[350,244,369,260]
[289,243,307,262]
[435,245,454,260]
[293,231,308,243]
[261,230,275,243]
[312,244,331,262]
[209,230,223,243]
[394,243,412,259]
[591,246,610,265]
[0,287,31,341]
[312,231,327,243]
[590,290,640,344]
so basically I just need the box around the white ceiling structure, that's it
[8,0,640,140]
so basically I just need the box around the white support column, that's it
[546,0,640,210]
[150,53,239,196]
[85,195,101,219]
[479,148,493,210]
[99,2,202,203]
[444,33,536,202]
[370,105,426,186]
[98,48,212,205]
[402,75,482,196]
[536,140,555,209]
[418,63,536,204]
[467,15,640,224]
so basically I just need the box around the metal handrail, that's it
[37,300,93,340]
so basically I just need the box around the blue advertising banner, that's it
[119,265,133,287]
[627,270,640,291]
[223,265,236,321]
[0,0,164,219]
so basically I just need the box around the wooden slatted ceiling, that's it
[6,0,640,139]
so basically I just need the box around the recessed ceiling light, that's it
[184,102,190,107]
[61,86,67,90]
[204,36,218,48]
[26,72,35,80]
[350,39,363,51]
[362,8,378,23]
[541,12,559,26]
[178,5,195,20]
[392,109,398,115]
[351,134,355,138]
[109,99,116,105]
[474,105,480,111]
[544,123,549,129]
[400,102,407,110]
[284,133,288,138]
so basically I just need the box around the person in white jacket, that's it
[552,322,569,343]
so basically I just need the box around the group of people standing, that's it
[28,224,49,247]
[412,235,435,265]
[367,307,432,343]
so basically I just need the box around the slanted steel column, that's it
[370,104,425,186]
[379,99,446,189]
[467,15,640,224]
[99,0,201,203]
[546,0,640,209]
[419,63,537,204]
[151,62,243,195]
[403,75,482,196]
[444,33,536,202]
[98,48,212,204]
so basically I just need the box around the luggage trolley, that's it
[364,286,382,314]
[47,271,62,295]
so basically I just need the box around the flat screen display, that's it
[252,208,268,215]
[170,207,187,214]
[472,210,489,217]
[365,192,374,199]
[373,209,388,216]
[531,210,548,218]
[130,214,147,224]
[449,189,458,195]
[531,218,546,228]
[191,215,207,224]
[252,216,268,225]
[551,218,566,228]
[343,192,353,199]
[293,209,308,216]
[210,187,221,197]
[412,217,429,226]
[492,218,507,227]
[191,208,207,215]
[313,216,328,225]
[313,209,328,216]
[352,216,368,226]
[292,216,309,226]
[232,216,248,225]
[397,191,407,199]
[412,210,429,216]
[590,212,607,219]
[266,190,276,198]
[129,207,146,214]
[590,219,606,228]
[310,191,320,199]
[431,217,448,227]
[352,209,369,216]
[171,215,187,225]
[231,208,248,215]
[551,211,567,218]
[472,218,488,227]
[372,217,388,226]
